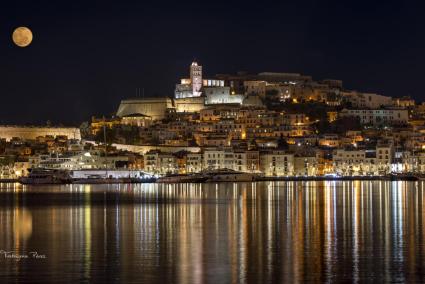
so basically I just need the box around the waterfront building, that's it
[28,151,129,170]
[294,154,317,176]
[143,150,178,175]
[203,148,225,170]
[332,143,393,176]
[186,152,203,173]
[260,151,295,176]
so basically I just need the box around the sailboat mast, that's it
[103,116,108,178]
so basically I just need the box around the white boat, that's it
[202,169,257,182]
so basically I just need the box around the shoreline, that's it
[255,176,419,182]
[0,175,421,184]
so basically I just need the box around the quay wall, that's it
[111,143,201,154]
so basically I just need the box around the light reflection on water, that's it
[0,181,424,283]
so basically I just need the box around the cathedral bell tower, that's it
[190,61,202,97]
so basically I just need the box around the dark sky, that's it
[1,0,424,126]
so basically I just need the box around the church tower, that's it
[190,61,202,97]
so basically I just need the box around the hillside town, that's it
[1,61,425,180]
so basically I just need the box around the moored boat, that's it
[19,168,70,185]
[72,175,157,184]
[202,169,257,182]
[156,174,208,183]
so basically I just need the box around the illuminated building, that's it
[143,150,178,175]
[260,151,295,176]
[327,111,338,122]
[339,108,409,125]
[393,96,415,108]
[90,116,121,134]
[294,154,317,176]
[186,152,203,173]
[204,87,244,105]
[190,61,203,97]
[116,98,173,120]
[332,143,393,176]
[174,97,205,113]
[28,151,129,170]
[120,113,153,127]
[341,91,393,108]
[319,134,340,148]
[203,148,233,170]
[174,61,225,99]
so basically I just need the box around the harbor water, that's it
[0,181,424,283]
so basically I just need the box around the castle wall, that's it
[0,126,81,141]
[116,98,173,120]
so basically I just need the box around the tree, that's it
[277,134,289,150]
[94,127,116,144]
[79,121,91,139]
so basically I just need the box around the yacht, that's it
[202,169,257,182]
[156,173,208,183]
[19,168,70,185]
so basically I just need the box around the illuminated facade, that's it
[204,87,244,105]
[341,91,393,108]
[175,61,204,99]
[174,97,205,113]
[190,62,202,96]
[339,108,409,125]
[260,151,295,176]
[0,126,81,141]
[116,98,173,120]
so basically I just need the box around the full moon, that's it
[12,27,33,47]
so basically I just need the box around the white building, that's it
[202,148,251,171]
[260,151,294,176]
[339,108,409,125]
[186,153,203,173]
[341,91,393,108]
[204,87,244,105]
[333,144,393,176]
[294,155,317,176]
[203,148,225,170]
[143,150,178,175]
[29,151,128,170]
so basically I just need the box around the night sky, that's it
[1,0,424,126]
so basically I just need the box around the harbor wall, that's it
[111,143,201,154]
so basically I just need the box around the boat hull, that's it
[156,175,208,183]
[19,177,66,185]
[205,173,256,182]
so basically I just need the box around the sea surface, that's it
[0,181,424,283]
